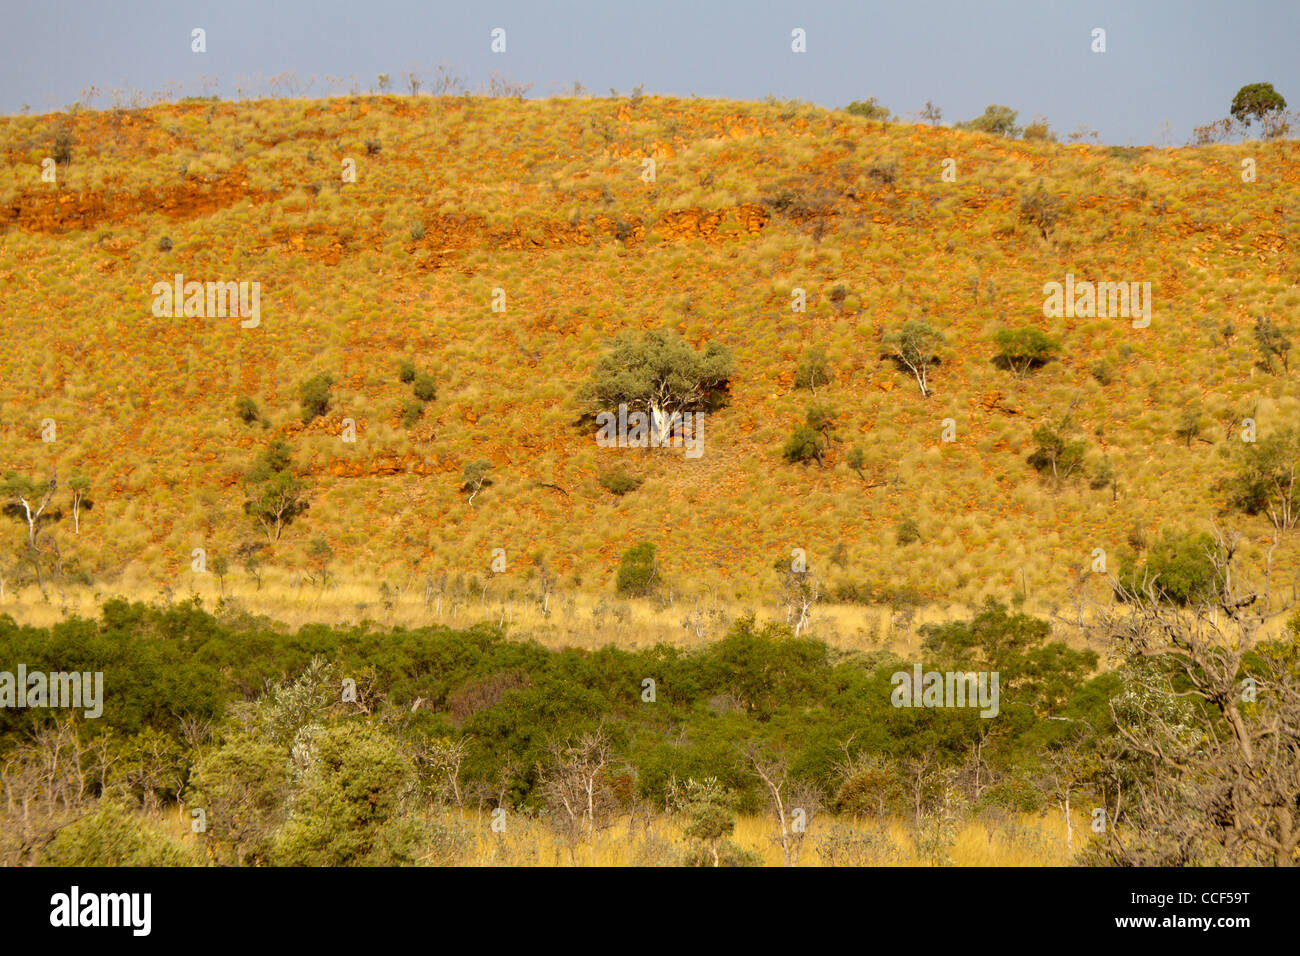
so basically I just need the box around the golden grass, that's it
[149,803,1078,867]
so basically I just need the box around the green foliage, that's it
[273,723,419,866]
[299,373,335,422]
[0,597,1115,859]
[460,460,494,503]
[993,327,1061,379]
[783,425,824,466]
[1118,532,1216,606]
[882,321,945,396]
[1090,359,1116,386]
[40,800,197,866]
[243,441,309,540]
[586,330,734,420]
[615,542,659,597]
[844,98,890,121]
[896,518,922,545]
[235,396,265,426]
[669,777,739,865]
[956,104,1021,137]
[598,470,644,495]
[1222,427,1300,531]
[52,125,74,165]
[1230,83,1288,134]
[398,359,417,383]
[794,346,831,393]
[401,399,423,428]
[188,731,291,865]
[1254,316,1292,373]
[412,373,437,402]
[1027,423,1087,484]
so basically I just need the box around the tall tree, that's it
[586,331,734,443]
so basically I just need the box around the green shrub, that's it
[235,396,262,425]
[299,373,335,422]
[1118,531,1216,606]
[616,542,659,596]
[896,518,922,545]
[993,328,1060,379]
[40,800,198,867]
[844,98,890,121]
[599,470,644,495]
[398,359,416,383]
[783,425,824,465]
[412,373,437,402]
[401,399,423,427]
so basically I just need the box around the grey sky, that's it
[2,0,1295,144]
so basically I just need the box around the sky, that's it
[1,0,1297,144]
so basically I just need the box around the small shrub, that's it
[398,359,416,383]
[157,236,173,252]
[401,400,423,428]
[412,373,437,402]
[844,98,890,121]
[1019,187,1062,240]
[896,518,922,545]
[795,347,832,394]
[1090,360,1116,386]
[616,542,659,596]
[783,425,825,466]
[52,125,74,166]
[235,397,262,425]
[299,373,335,422]
[599,470,644,496]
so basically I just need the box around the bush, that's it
[993,328,1060,379]
[398,359,416,383]
[783,425,825,466]
[896,518,922,545]
[157,236,173,252]
[794,347,831,393]
[1019,187,1062,240]
[299,373,335,422]
[412,373,437,402]
[615,542,659,596]
[272,723,418,867]
[956,104,1021,137]
[401,400,423,428]
[1090,359,1116,386]
[409,222,426,241]
[1118,532,1216,606]
[52,125,74,166]
[844,98,890,121]
[40,801,197,867]
[235,397,262,425]
[1027,424,1087,483]
[599,470,644,496]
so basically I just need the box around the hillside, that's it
[2,94,1299,618]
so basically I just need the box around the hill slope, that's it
[2,95,1299,611]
